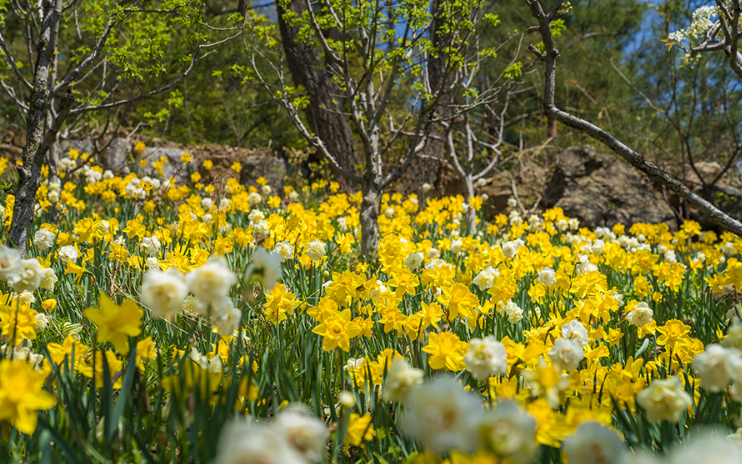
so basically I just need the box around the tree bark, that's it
[276,0,359,189]
[464,177,477,235]
[398,0,450,193]
[360,181,381,257]
[9,0,66,256]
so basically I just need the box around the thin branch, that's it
[0,31,32,89]
[52,18,114,94]
[69,27,242,115]
[526,0,742,236]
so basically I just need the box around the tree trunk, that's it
[9,0,65,256]
[276,0,359,190]
[464,177,476,235]
[392,0,449,195]
[360,181,381,257]
[48,141,61,224]
[548,116,558,138]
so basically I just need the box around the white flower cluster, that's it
[245,247,282,289]
[143,176,161,190]
[125,177,147,200]
[464,335,508,380]
[58,157,76,172]
[248,209,269,237]
[473,266,500,291]
[141,236,161,256]
[538,267,556,287]
[689,320,742,399]
[636,376,693,423]
[669,6,718,44]
[575,254,598,274]
[0,246,56,294]
[508,209,523,226]
[33,228,56,251]
[2,344,46,370]
[565,227,652,256]
[141,255,236,331]
[496,299,523,323]
[562,320,589,346]
[274,240,294,262]
[404,251,424,270]
[626,301,654,327]
[563,422,624,464]
[215,403,327,464]
[141,269,189,320]
[305,240,326,261]
[502,239,524,258]
[248,192,262,206]
[59,246,78,264]
[402,378,537,459]
[667,6,719,61]
[549,337,584,371]
[141,247,282,333]
[81,165,102,184]
[565,420,742,464]
[381,358,424,403]
[44,178,61,204]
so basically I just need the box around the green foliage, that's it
[504,62,523,80]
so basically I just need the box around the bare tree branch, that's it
[0,31,32,89]
[526,0,742,236]
[52,18,114,94]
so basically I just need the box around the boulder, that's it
[241,153,289,189]
[101,137,131,173]
[140,146,192,184]
[478,161,548,219]
[683,161,742,189]
[190,145,289,192]
[543,145,676,229]
[59,138,94,157]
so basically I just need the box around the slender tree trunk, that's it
[9,0,65,256]
[48,140,61,224]
[276,0,359,190]
[360,181,381,257]
[464,177,476,235]
[395,0,449,194]
[548,117,558,138]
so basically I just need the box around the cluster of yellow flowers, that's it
[2,147,742,463]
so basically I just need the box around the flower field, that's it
[3,150,742,463]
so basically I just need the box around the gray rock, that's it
[478,162,548,219]
[191,145,290,192]
[59,138,94,157]
[140,147,191,184]
[240,154,289,190]
[102,137,131,173]
[543,146,677,229]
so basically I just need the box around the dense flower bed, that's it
[2,149,742,463]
